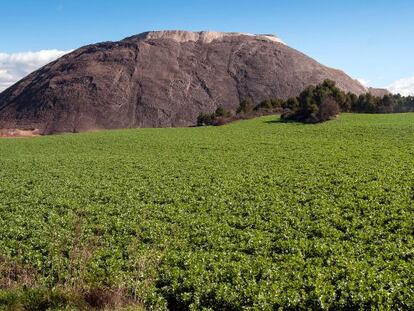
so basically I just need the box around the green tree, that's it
[282,80,343,123]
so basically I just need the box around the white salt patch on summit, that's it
[140,31,286,45]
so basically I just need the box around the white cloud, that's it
[0,49,71,92]
[387,76,414,96]
[356,78,370,88]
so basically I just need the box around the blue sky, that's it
[1,0,413,93]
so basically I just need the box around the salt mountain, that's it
[0,31,383,134]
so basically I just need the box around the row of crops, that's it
[0,113,413,310]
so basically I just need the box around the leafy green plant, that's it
[0,113,413,310]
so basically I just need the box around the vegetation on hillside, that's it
[281,80,342,123]
[197,80,414,125]
[196,106,231,126]
[0,114,413,310]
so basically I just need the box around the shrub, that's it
[255,98,285,112]
[271,98,285,108]
[197,106,232,126]
[237,97,254,114]
[255,99,273,111]
[283,97,299,111]
[214,106,231,118]
[197,113,215,126]
[316,97,340,121]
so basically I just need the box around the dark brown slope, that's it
[0,31,370,134]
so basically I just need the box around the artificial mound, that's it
[0,30,376,134]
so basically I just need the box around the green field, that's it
[0,114,413,310]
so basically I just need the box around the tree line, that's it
[197,80,414,125]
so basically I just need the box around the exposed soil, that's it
[0,129,40,138]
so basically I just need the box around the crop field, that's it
[0,113,413,310]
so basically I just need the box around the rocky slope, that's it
[0,30,372,134]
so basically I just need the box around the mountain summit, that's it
[127,30,287,44]
[0,30,371,134]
